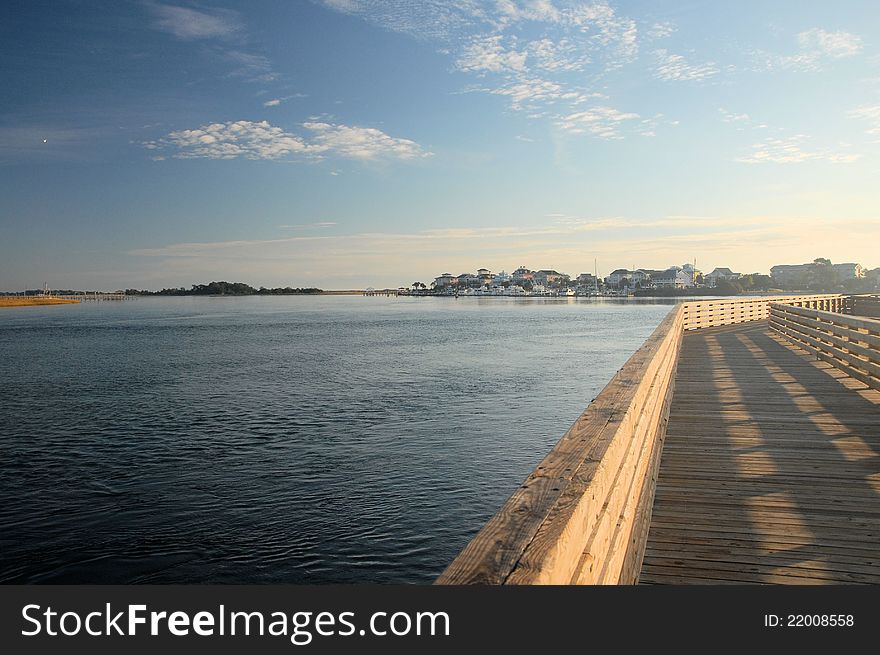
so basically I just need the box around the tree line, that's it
[125,281,322,296]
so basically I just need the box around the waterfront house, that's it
[533,269,569,287]
[433,273,457,288]
[456,273,481,287]
[704,267,741,288]
[512,266,534,284]
[652,267,694,289]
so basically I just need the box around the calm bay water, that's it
[0,296,676,583]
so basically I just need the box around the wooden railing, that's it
[682,294,846,330]
[769,303,880,391]
[851,295,880,318]
[436,306,684,585]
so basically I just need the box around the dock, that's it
[437,294,880,585]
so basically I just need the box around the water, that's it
[0,296,675,583]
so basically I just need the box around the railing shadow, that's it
[642,322,880,584]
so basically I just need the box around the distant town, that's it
[4,258,878,300]
[397,258,880,297]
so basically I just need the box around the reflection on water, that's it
[0,295,674,583]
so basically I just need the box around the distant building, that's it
[606,269,631,287]
[653,267,694,289]
[512,266,534,284]
[476,268,494,286]
[606,269,651,288]
[492,270,512,284]
[433,273,457,288]
[456,273,481,287]
[576,273,598,286]
[533,269,568,286]
[770,263,813,287]
[832,263,865,280]
[704,267,741,288]
[681,263,702,286]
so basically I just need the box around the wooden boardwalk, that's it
[641,322,880,584]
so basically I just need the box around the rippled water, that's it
[0,296,676,583]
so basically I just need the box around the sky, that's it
[1,0,879,290]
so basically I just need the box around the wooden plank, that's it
[643,318,880,585]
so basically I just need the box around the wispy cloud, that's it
[798,28,862,58]
[223,50,278,83]
[318,0,645,136]
[736,135,860,165]
[455,35,527,74]
[279,222,338,229]
[145,1,241,40]
[848,105,880,141]
[143,120,431,161]
[753,27,862,72]
[653,49,719,82]
[264,99,282,107]
[558,105,640,139]
[647,21,676,40]
[718,108,751,124]
[490,78,591,110]
[302,122,430,160]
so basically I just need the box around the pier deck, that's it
[641,322,880,584]
[438,295,880,586]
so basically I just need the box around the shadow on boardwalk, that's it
[641,322,880,584]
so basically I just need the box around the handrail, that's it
[436,306,684,585]
[769,303,880,391]
[682,294,846,330]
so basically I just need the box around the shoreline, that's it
[0,297,80,308]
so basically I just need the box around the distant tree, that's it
[714,279,744,295]
[806,262,839,291]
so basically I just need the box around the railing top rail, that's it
[770,302,880,332]
[682,293,844,308]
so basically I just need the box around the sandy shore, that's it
[0,297,80,307]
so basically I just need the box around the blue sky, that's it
[1,0,879,290]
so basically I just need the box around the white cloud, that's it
[455,35,527,74]
[302,122,430,159]
[558,106,640,139]
[736,135,860,165]
[144,120,431,161]
[754,27,862,72]
[719,108,750,124]
[491,78,589,110]
[264,99,282,107]
[146,2,241,40]
[653,49,718,82]
[848,105,880,141]
[648,21,676,40]
[527,38,589,72]
[798,28,862,59]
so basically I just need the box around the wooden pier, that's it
[437,294,880,585]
